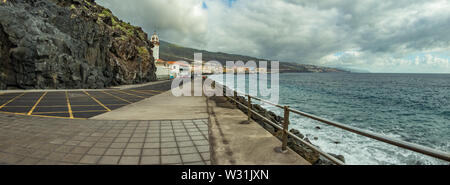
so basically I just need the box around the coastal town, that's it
[150,32,269,80]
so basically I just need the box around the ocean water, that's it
[209,73,450,165]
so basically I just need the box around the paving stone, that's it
[55,145,74,153]
[142,149,160,156]
[194,140,209,146]
[71,146,90,154]
[119,156,140,165]
[182,153,203,163]
[176,136,191,141]
[196,145,210,153]
[36,160,59,165]
[87,148,106,155]
[129,137,145,143]
[143,143,160,149]
[45,152,66,161]
[161,155,182,164]
[161,148,179,155]
[109,143,127,149]
[178,141,194,147]
[123,149,141,156]
[145,137,159,143]
[161,142,177,148]
[79,141,95,147]
[80,155,101,164]
[105,148,124,156]
[61,154,83,163]
[94,142,111,148]
[141,156,160,165]
[98,156,120,165]
[30,150,51,158]
[17,157,40,165]
[126,143,144,149]
[179,147,197,154]
[184,161,206,165]
[114,138,130,143]
[65,141,81,146]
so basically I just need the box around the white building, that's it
[150,32,159,60]
[168,61,191,78]
[151,32,169,80]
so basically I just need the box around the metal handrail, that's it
[212,80,450,164]
[227,97,345,165]
[288,108,450,162]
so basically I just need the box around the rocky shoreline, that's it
[220,85,345,165]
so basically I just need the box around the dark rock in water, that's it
[315,153,346,165]
[287,140,320,164]
[289,129,304,139]
[0,0,156,90]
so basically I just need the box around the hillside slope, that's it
[160,40,345,73]
[0,0,156,90]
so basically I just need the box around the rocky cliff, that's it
[0,0,156,90]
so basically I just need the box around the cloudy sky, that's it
[97,0,450,73]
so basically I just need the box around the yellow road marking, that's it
[27,92,47,115]
[65,91,74,119]
[32,110,108,114]
[0,92,25,109]
[130,90,157,96]
[102,91,133,104]
[114,90,145,98]
[0,111,87,120]
[2,104,128,108]
[83,91,111,112]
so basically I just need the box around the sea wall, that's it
[219,84,345,165]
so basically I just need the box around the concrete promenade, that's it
[0,79,309,165]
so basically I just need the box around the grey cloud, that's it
[97,0,450,72]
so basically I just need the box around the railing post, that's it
[281,106,290,152]
[247,95,252,122]
[233,91,237,106]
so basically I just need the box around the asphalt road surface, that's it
[0,81,174,119]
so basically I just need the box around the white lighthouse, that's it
[150,32,160,61]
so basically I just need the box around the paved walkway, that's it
[0,79,308,165]
[207,96,310,165]
[0,113,210,165]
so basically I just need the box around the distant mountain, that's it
[334,67,371,73]
[159,40,347,73]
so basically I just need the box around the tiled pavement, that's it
[0,113,210,165]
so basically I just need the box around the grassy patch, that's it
[98,9,112,17]
[137,46,149,56]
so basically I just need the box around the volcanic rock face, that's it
[0,0,156,90]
